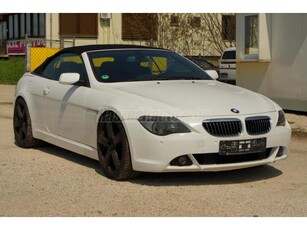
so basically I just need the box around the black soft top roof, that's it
[33,44,166,74]
[58,44,164,55]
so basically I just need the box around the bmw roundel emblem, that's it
[231,108,240,114]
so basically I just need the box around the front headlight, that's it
[277,110,286,126]
[138,116,191,136]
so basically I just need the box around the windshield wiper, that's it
[145,77,172,81]
[174,76,205,80]
[129,76,205,82]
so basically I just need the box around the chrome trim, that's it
[203,118,241,123]
[245,116,271,121]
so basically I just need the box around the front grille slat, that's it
[211,123,216,136]
[220,123,225,137]
[230,121,235,135]
[245,116,271,135]
[225,122,230,136]
[203,119,242,137]
[235,121,240,135]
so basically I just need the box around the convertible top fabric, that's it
[58,44,163,55]
[32,44,164,75]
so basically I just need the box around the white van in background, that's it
[219,47,236,85]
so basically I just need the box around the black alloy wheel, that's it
[13,98,40,148]
[97,112,139,180]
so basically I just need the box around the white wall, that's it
[45,13,151,48]
[45,13,229,57]
[237,13,307,112]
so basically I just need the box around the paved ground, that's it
[0,85,307,216]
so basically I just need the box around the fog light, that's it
[170,155,193,166]
[276,147,284,157]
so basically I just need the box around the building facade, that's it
[0,13,46,56]
[236,13,307,112]
[1,13,235,59]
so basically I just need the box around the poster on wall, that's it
[7,39,45,55]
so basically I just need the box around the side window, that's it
[42,56,61,80]
[42,53,87,83]
[222,51,236,60]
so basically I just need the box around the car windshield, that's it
[88,49,212,83]
[222,50,236,59]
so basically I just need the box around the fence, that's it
[28,47,59,71]
[25,38,76,72]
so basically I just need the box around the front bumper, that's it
[123,112,291,173]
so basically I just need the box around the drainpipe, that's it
[50,14,52,48]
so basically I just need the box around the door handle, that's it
[43,87,50,95]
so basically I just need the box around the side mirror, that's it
[205,70,219,80]
[59,73,80,85]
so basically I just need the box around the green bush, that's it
[0,57,26,84]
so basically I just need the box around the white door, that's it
[40,53,89,144]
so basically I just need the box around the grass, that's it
[0,57,26,84]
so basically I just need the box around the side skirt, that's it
[34,129,99,161]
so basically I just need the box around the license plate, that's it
[219,138,267,155]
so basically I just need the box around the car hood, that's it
[103,80,276,117]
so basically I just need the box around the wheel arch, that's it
[96,109,129,144]
[14,94,34,122]
[96,109,136,169]
[13,94,41,148]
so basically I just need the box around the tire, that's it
[97,112,140,180]
[13,98,40,148]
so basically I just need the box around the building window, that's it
[59,13,98,37]
[39,13,45,37]
[32,13,38,37]
[5,13,45,39]
[122,13,158,40]
[191,16,201,28]
[14,14,19,39]
[244,14,259,55]
[170,15,179,27]
[9,15,13,39]
[0,22,7,40]
[27,13,46,38]
[222,14,236,41]
[20,13,25,38]
[26,14,31,36]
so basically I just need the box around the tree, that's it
[156,13,236,57]
[200,13,236,55]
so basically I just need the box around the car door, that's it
[40,52,89,144]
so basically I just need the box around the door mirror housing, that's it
[205,70,219,80]
[59,73,80,85]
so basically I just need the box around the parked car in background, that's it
[14,45,291,181]
[186,56,220,76]
[219,47,236,85]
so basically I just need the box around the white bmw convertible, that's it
[14,45,291,180]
